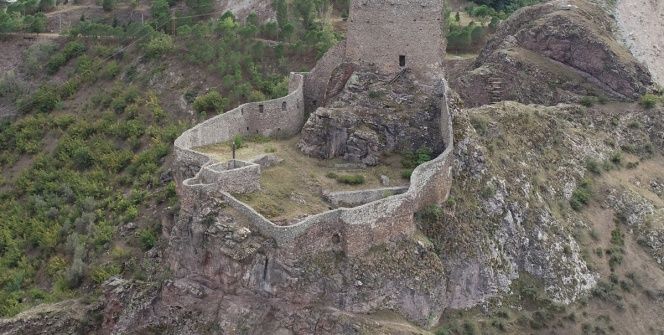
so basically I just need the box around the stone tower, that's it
[345,0,446,80]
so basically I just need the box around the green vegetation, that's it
[639,93,658,109]
[446,0,541,53]
[580,96,596,107]
[416,204,443,223]
[570,179,592,211]
[585,158,602,175]
[400,147,432,179]
[193,91,228,115]
[469,0,544,12]
[0,0,340,316]
[335,174,365,185]
[322,171,366,185]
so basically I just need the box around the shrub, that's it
[90,264,120,284]
[102,61,120,79]
[336,174,365,185]
[470,115,489,135]
[570,179,592,211]
[401,169,413,179]
[102,0,115,11]
[610,151,623,166]
[325,172,338,179]
[639,93,657,109]
[193,91,228,114]
[401,147,433,169]
[368,90,383,99]
[416,204,443,222]
[137,228,156,250]
[29,85,60,113]
[25,13,47,33]
[145,33,174,58]
[585,158,601,175]
[69,143,94,170]
[580,96,595,107]
[232,135,244,149]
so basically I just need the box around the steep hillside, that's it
[450,0,652,107]
[0,0,339,319]
[614,0,664,87]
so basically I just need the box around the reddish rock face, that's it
[451,0,653,107]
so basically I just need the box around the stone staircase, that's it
[488,77,503,104]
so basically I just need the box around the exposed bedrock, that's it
[450,0,653,107]
[298,69,444,165]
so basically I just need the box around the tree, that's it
[102,0,114,11]
[150,0,170,32]
[293,0,315,29]
[185,0,212,15]
[272,0,288,28]
[0,11,19,34]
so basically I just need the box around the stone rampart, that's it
[174,73,306,184]
[324,187,409,208]
[197,160,261,194]
[174,70,454,257]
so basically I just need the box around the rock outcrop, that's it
[298,69,444,165]
[451,0,652,107]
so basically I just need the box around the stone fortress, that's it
[174,0,453,257]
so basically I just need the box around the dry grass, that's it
[198,137,407,224]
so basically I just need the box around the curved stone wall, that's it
[175,71,454,257]
[174,73,306,183]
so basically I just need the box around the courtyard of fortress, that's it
[174,0,454,257]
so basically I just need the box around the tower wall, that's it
[345,0,446,79]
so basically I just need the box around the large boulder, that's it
[298,69,445,165]
[451,0,652,107]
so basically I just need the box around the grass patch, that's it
[335,174,365,185]
[639,93,658,109]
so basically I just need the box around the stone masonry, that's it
[174,0,452,258]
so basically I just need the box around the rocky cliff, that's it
[450,0,653,107]
[298,69,445,165]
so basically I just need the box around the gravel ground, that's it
[615,0,664,86]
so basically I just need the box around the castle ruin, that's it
[174,0,452,258]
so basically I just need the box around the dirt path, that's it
[614,0,664,86]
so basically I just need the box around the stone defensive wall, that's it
[174,59,454,259]
[174,73,306,183]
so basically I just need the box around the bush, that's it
[610,151,623,166]
[580,96,595,107]
[416,204,443,222]
[193,91,228,114]
[232,135,244,149]
[639,93,657,109]
[336,174,365,185]
[470,115,489,136]
[401,147,432,169]
[137,228,156,250]
[30,85,60,113]
[570,179,592,211]
[102,61,120,80]
[102,0,115,11]
[585,158,601,175]
[145,33,174,58]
